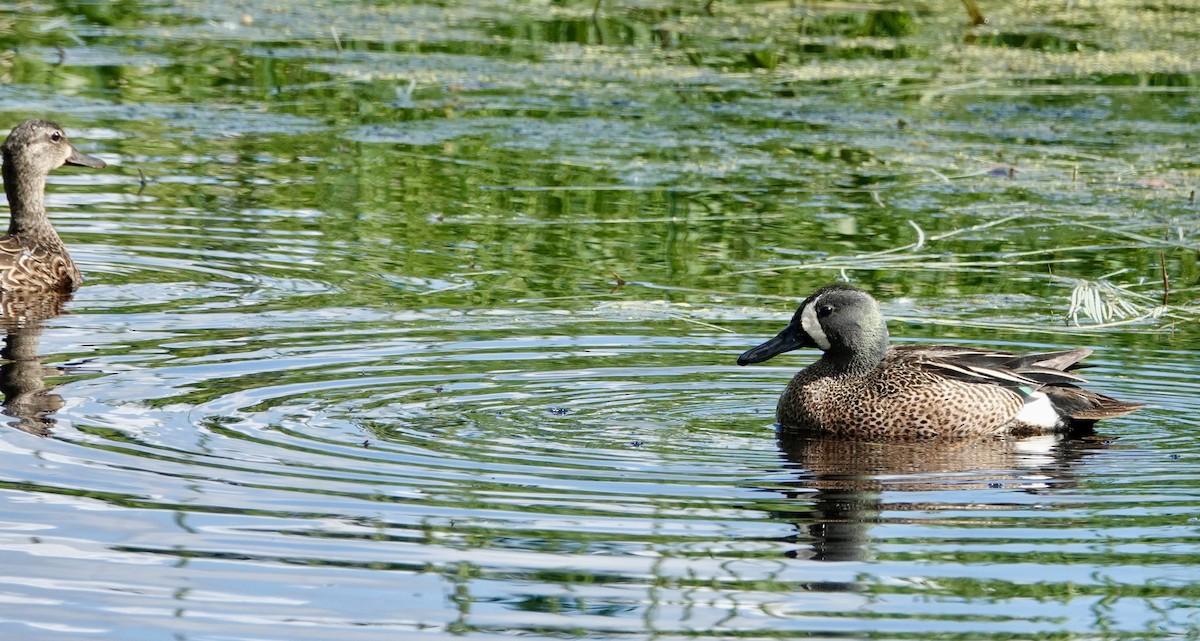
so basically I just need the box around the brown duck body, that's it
[740,285,1141,439]
[1,119,105,293]
[0,233,83,293]
[776,344,1138,438]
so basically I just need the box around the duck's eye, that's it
[817,304,834,317]
[50,131,62,143]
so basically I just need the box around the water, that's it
[1,1,1198,639]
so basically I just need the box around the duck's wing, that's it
[0,235,32,290]
[997,348,1093,372]
[0,235,77,293]
[895,345,1092,388]
[898,345,1142,423]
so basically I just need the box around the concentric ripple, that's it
[0,304,1196,639]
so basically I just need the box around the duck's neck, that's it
[3,160,61,245]
[821,332,889,376]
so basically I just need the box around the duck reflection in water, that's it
[770,430,1110,564]
[0,295,68,435]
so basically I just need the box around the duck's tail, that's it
[1045,385,1143,425]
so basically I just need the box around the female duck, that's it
[1,119,106,293]
[738,284,1141,438]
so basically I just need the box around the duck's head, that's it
[2,119,106,176]
[737,284,889,365]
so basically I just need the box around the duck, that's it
[1,119,106,294]
[737,284,1141,438]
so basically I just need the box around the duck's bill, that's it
[737,324,814,366]
[66,146,106,169]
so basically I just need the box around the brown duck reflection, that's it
[773,430,1110,563]
[0,293,69,435]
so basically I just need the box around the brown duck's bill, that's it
[737,323,814,366]
[66,146,106,169]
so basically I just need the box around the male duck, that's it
[738,284,1141,438]
[1,119,106,293]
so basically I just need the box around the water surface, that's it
[1,1,1198,639]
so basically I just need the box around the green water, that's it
[0,1,1197,639]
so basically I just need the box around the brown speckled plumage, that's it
[1,119,105,293]
[738,285,1141,439]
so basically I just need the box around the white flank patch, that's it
[800,302,831,350]
[1015,390,1060,429]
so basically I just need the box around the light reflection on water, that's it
[0,297,1195,638]
[1,0,1200,638]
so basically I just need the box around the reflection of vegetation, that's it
[0,1,1197,636]
[2,0,1193,334]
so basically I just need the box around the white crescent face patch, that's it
[800,300,831,351]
